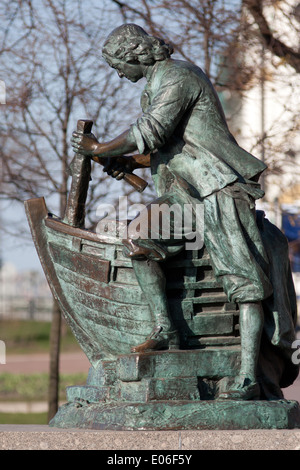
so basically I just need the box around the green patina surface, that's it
[50,400,300,431]
[26,24,300,430]
[49,350,300,430]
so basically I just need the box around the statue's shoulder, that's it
[155,59,203,87]
[161,58,202,74]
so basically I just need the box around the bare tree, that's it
[0,0,143,420]
[112,0,300,196]
[235,0,300,195]
[244,0,300,73]
[112,0,243,85]
[2,0,300,420]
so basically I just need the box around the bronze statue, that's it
[25,24,300,429]
[71,24,298,402]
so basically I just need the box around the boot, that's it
[131,325,179,353]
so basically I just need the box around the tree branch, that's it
[244,0,300,72]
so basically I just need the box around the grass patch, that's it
[0,320,87,425]
[0,412,48,425]
[0,319,81,354]
[0,372,87,401]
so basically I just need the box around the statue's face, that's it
[104,55,144,83]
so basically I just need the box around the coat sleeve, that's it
[130,68,200,154]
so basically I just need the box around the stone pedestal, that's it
[2,425,300,450]
[50,397,300,431]
[49,349,300,430]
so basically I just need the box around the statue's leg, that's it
[130,258,179,353]
[204,187,272,400]
[218,301,263,400]
[122,191,187,353]
[239,302,263,381]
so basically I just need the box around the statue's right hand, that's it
[103,156,133,181]
[71,131,99,156]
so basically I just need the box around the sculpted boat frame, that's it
[24,196,241,368]
[24,120,300,430]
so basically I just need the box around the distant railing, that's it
[0,296,53,321]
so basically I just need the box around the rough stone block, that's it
[66,385,110,403]
[119,377,200,402]
[49,399,300,430]
[117,349,241,382]
[191,312,234,335]
[86,361,116,386]
[117,354,154,382]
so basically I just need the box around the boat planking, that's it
[24,118,240,373]
[24,196,240,368]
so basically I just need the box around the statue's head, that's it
[102,24,173,66]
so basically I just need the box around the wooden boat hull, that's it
[25,197,240,368]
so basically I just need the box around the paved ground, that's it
[1,351,90,374]
[0,351,91,413]
[1,427,300,450]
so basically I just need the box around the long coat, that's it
[130,58,266,199]
[129,58,298,396]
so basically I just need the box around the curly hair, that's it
[102,24,173,65]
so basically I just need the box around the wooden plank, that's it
[72,320,151,349]
[45,216,126,245]
[190,336,241,347]
[61,280,151,322]
[166,280,223,290]
[49,242,111,284]
[24,198,106,366]
[185,294,228,304]
[54,264,147,305]
[69,303,153,335]
[186,312,234,336]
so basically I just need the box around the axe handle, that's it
[64,119,93,227]
[92,155,148,193]
[77,120,148,193]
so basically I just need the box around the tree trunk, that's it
[47,115,69,422]
[48,298,62,422]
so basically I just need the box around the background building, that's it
[222,0,300,302]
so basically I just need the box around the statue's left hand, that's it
[71,131,99,156]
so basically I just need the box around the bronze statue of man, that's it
[71,24,284,400]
